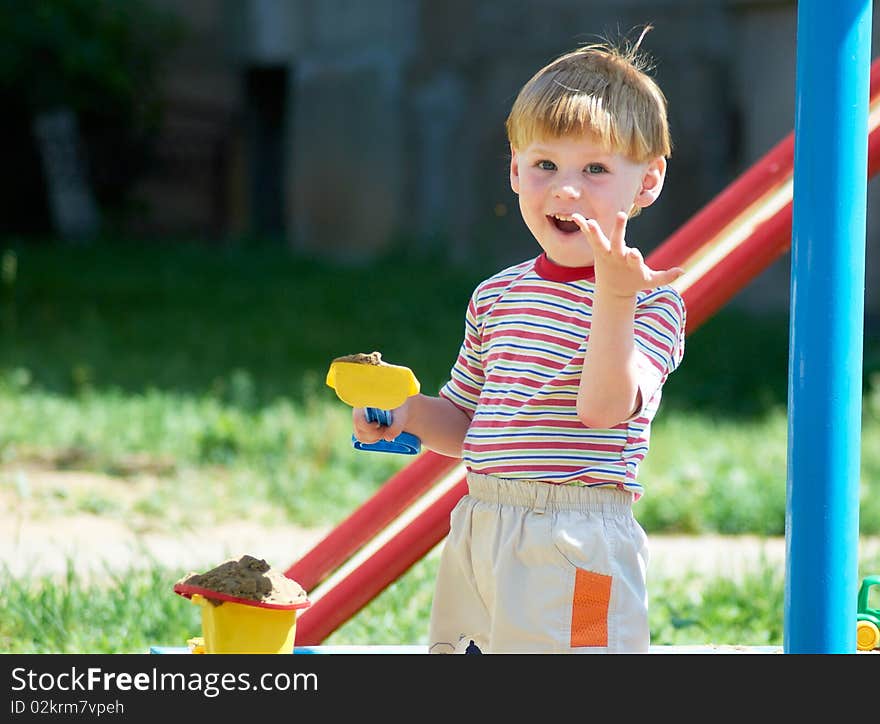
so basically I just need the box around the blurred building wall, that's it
[132,0,879,314]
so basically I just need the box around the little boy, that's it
[353,31,686,653]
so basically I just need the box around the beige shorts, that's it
[428,472,650,654]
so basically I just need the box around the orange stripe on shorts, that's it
[570,568,612,647]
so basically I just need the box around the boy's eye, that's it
[537,160,556,171]
[586,163,607,174]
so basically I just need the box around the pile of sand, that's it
[176,554,307,607]
[332,351,385,365]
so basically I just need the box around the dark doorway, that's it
[244,65,289,240]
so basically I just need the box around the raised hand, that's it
[573,211,684,298]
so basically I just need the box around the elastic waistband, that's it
[465,471,633,515]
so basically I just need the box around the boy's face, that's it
[510,134,666,268]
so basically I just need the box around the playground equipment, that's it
[784,0,870,653]
[326,353,421,455]
[856,575,880,651]
[288,17,877,651]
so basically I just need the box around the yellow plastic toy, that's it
[174,583,310,654]
[326,353,421,454]
[326,355,420,409]
[856,575,880,651]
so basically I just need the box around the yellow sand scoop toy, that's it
[326,352,421,454]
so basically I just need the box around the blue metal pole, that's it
[785,0,872,653]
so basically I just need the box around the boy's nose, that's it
[553,180,582,199]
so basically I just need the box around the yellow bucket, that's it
[175,583,310,654]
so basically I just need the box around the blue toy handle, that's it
[352,407,421,455]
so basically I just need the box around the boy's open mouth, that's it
[548,214,583,233]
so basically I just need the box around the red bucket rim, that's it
[173,582,311,611]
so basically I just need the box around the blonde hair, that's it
[505,27,672,162]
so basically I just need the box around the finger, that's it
[354,425,383,443]
[383,419,404,442]
[352,407,384,442]
[648,266,685,287]
[626,247,644,268]
[610,211,628,256]
[572,214,610,254]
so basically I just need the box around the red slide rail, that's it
[290,58,880,645]
[285,452,460,591]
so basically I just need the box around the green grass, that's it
[0,240,486,402]
[4,550,879,653]
[2,237,880,651]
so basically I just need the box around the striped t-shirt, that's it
[439,252,686,498]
